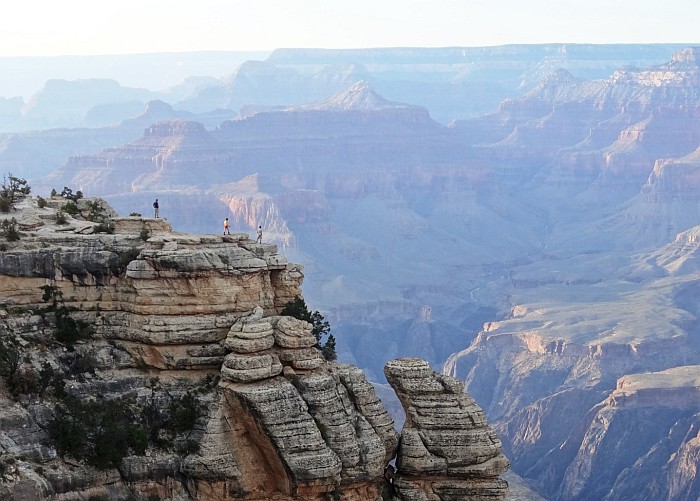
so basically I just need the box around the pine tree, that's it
[281,297,336,361]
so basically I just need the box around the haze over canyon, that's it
[1,44,700,500]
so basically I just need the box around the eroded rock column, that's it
[213,308,399,500]
[384,358,509,501]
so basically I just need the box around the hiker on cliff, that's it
[223,218,230,235]
[153,199,159,218]
[256,225,263,243]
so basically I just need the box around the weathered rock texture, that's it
[0,197,507,500]
[444,231,700,501]
[385,358,509,501]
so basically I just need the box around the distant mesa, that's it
[144,119,211,138]
[295,80,418,112]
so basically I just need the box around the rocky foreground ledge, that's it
[0,196,508,500]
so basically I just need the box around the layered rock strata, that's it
[0,197,508,500]
[385,358,509,501]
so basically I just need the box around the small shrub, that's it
[50,375,67,399]
[129,426,149,456]
[86,200,107,222]
[40,285,91,346]
[50,188,57,197]
[37,196,47,208]
[0,174,30,212]
[40,284,62,304]
[129,212,141,217]
[66,352,97,376]
[55,210,67,225]
[54,307,91,345]
[281,297,336,361]
[62,202,80,216]
[0,335,22,380]
[60,186,82,202]
[0,335,40,399]
[141,379,169,446]
[48,395,146,469]
[6,368,39,398]
[37,361,57,397]
[168,391,201,434]
[0,196,11,213]
[0,218,20,241]
[139,227,150,241]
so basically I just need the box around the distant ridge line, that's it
[267,44,692,64]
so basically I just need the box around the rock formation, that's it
[24,47,700,499]
[444,224,700,500]
[385,358,509,501]
[0,196,508,500]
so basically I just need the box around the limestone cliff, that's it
[0,196,508,500]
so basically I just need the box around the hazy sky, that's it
[2,0,698,57]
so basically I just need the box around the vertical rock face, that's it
[384,358,509,501]
[206,307,399,500]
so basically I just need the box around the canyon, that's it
[1,44,700,499]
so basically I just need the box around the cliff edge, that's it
[0,195,508,500]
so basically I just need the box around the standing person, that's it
[153,199,159,218]
[223,218,230,235]
[256,225,263,244]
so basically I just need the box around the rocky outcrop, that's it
[555,367,700,500]
[43,119,230,196]
[385,358,509,501]
[176,297,398,499]
[445,258,700,501]
[297,81,419,112]
[642,145,700,202]
[188,44,686,123]
[0,197,508,500]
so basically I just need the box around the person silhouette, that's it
[256,225,263,243]
[152,199,159,218]
[223,218,230,235]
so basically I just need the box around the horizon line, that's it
[1,42,699,59]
